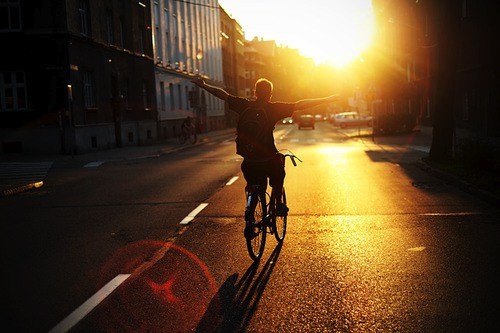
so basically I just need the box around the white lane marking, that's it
[408,246,426,252]
[49,274,130,333]
[226,176,239,186]
[418,212,481,216]
[180,203,209,225]
[84,161,105,168]
[410,145,430,153]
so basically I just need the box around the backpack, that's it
[235,107,272,159]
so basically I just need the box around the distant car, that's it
[333,111,372,129]
[297,114,315,130]
[281,117,293,125]
[314,114,325,122]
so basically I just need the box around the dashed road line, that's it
[226,176,239,186]
[180,203,209,225]
[83,161,105,168]
[49,274,130,333]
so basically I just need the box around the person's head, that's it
[254,78,273,102]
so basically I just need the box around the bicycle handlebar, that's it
[282,152,302,167]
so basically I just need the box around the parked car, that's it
[297,114,315,130]
[333,111,372,128]
[281,117,293,125]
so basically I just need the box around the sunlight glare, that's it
[219,0,375,67]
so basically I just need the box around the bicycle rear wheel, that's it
[272,188,287,242]
[189,132,197,144]
[245,191,267,261]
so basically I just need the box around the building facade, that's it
[1,0,157,154]
[151,0,224,138]
[371,0,499,139]
[220,5,245,127]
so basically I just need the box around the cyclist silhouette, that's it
[181,116,194,134]
[191,77,338,227]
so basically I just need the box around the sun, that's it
[219,0,375,67]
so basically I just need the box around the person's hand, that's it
[191,76,205,87]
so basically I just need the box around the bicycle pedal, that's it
[244,226,258,240]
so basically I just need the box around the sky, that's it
[218,0,375,67]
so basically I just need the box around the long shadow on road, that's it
[197,243,283,332]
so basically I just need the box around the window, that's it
[462,92,474,121]
[169,83,174,110]
[105,9,114,45]
[185,86,189,109]
[0,0,21,31]
[79,0,91,36]
[165,32,171,64]
[82,71,95,108]
[122,79,129,109]
[160,81,165,111]
[462,0,468,18]
[155,27,162,61]
[142,82,149,110]
[139,25,145,55]
[119,17,125,48]
[154,1,160,24]
[164,6,170,32]
[177,84,182,109]
[0,71,27,111]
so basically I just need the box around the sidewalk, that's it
[338,125,433,149]
[339,125,499,207]
[61,128,236,164]
[0,128,237,196]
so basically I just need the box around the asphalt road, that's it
[3,122,499,332]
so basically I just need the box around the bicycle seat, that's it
[245,185,266,193]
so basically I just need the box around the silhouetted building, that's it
[1,0,157,154]
[220,5,245,127]
[371,0,499,139]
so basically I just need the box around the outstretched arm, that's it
[191,77,229,101]
[293,95,339,111]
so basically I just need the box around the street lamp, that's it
[192,49,204,132]
[196,48,203,74]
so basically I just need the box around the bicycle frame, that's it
[244,151,301,261]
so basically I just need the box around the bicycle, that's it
[178,125,197,144]
[244,151,302,261]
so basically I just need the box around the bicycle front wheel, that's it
[178,133,187,144]
[246,192,267,261]
[272,188,287,242]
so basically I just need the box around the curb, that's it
[416,159,500,208]
[2,181,44,197]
